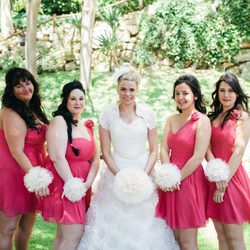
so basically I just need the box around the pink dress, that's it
[206,110,250,223]
[156,112,208,230]
[0,125,47,216]
[40,120,96,224]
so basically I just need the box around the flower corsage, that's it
[62,177,87,202]
[113,167,154,204]
[24,166,53,192]
[85,119,94,128]
[204,158,230,182]
[153,162,181,190]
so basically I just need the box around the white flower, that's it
[62,178,87,202]
[153,163,181,189]
[113,168,154,204]
[24,166,53,192]
[205,158,230,182]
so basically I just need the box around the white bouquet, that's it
[153,163,181,190]
[204,158,230,182]
[62,177,87,202]
[113,168,154,204]
[24,166,53,192]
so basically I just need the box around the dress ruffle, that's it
[78,167,179,250]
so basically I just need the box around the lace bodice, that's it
[99,102,156,169]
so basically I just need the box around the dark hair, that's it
[1,67,49,128]
[172,75,207,114]
[208,73,249,128]
[53,80,86,156]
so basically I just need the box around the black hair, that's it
[1,67,49,128]
[172,75,207,114]
[208,73,249,128]
[53,80,86,156]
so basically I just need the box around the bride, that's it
[77,65,179,250]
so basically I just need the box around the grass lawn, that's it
[1,66,250,249]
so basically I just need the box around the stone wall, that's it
[0,9,250,81]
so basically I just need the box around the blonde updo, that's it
[113,63,141,86]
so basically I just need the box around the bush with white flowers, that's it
[62,177,87,202]
[113,168,154,204]
[24,166,53,192]
[205,158,230,182]
[153,163,181,190]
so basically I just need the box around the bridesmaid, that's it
[156,75,210,250]
[0,67,49,249]
[40,80,99,250]
[206,73,250,250]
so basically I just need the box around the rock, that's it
[64,52,75,62]
[127,25,140,36]
[118,30,130,43]
[241,41,250,49]
[129,37,137,43]
[240,62,250,81]
[126,42,136,51]
[222,62,235,69]
[65,62,77,71]
[236,49,250,63]
[121,50,133,61]
[226,66,241,76]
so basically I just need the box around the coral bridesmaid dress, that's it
[156,112,209,230]
[0,125,47,216]
[206,110,250,223]
[40,121,95,224]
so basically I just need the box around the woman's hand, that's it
[215,180,228,192]
[35,187,50,197]
[162,182,180,192]
[213,189,225,203]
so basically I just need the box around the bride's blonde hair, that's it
[113,63,140,86]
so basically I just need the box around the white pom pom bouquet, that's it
[204,158,230,182]
[24,166,53,192]
[153,162,181,190]
[113,167,154,204]
[62,177,87,203]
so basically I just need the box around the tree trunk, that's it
[0,0,14,38]
[139,0,144,10]
[80,0,96,88]
[25,0,41,77]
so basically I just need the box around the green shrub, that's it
[220,0,250,39]
[40,0,82,15]
[139,0,243,68]
[97,0,155,15]
[0,53,24,71]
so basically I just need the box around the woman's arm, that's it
[3,108,34,172]
[205,144,214,161]
[47,116,74,181]
[144,127,158,174]
[99,125,120,175]
[227,112,250,180]
[84,141,100,189]
[160,117,172,164]
[180,115,211,180]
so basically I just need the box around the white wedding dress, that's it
[77,102,179,250]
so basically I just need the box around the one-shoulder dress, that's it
[156,112,208,230]
[0,125,47,216]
